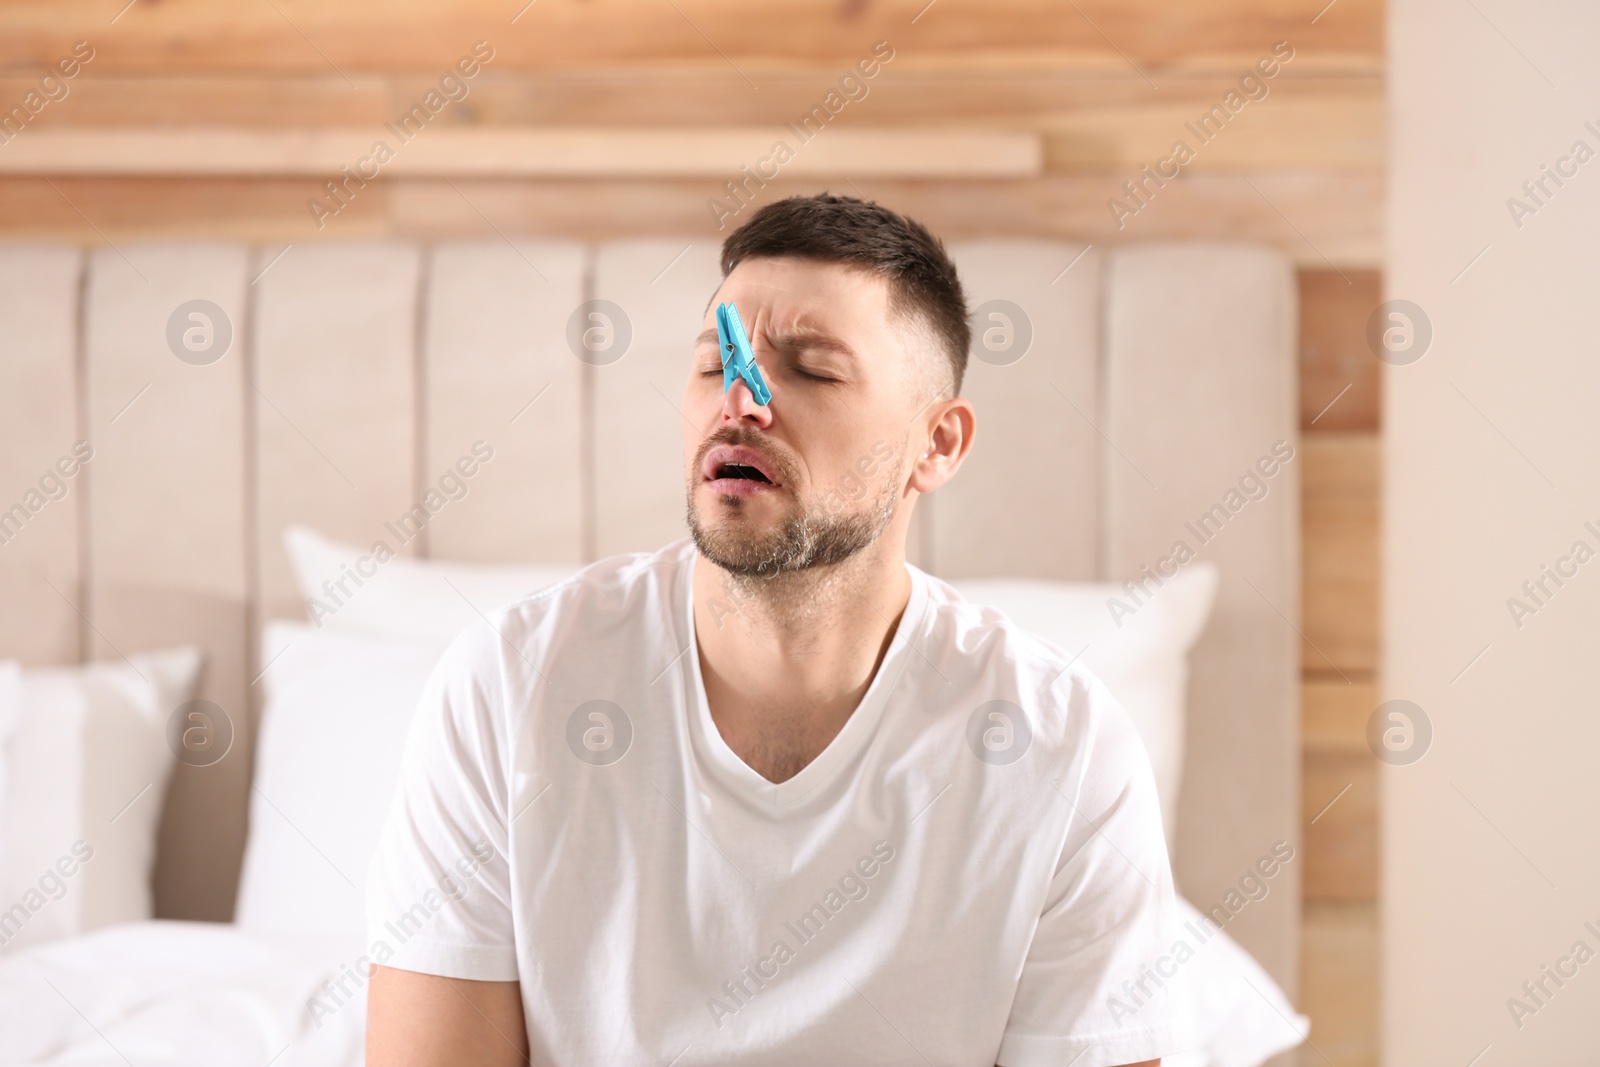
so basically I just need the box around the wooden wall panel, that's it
[82,243,251,921]
[1104,243,1301,993]
[0,175,1381,271]
[395,174,1381,266]
[0,0,1382,74]
[1303,749,1378,900]
[590,239,722,558]
[1301,432,1378,674]
[1298,273,1381,1064]
[0,129,1042,179]
[0,177,391,241]
[930,240,1099,580]
[1043,93,1382,172]
[0,245,82,667]
[399,173,1384,270]
[253,243,421,625]
[0,74,1380,145]
[1301,902,1380,1067]
[423,241,586,564]
[1299,270,1381,432]
[1302,677,1376,750]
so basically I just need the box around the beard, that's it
[686,428,903,580]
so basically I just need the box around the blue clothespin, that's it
[715,301,772,407]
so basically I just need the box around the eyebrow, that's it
[694,326,857,362]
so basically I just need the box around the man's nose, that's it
[721,376,773,426]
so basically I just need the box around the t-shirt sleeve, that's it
[997,673,1196,1067]
[364,622,520,982]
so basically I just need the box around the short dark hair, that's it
[719,193,970,396]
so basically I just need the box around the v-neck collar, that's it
[676,542,930,813]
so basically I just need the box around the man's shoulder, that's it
[912,568,1144,760]
[916,567,1090,682]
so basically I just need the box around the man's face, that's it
[683,256,932,578]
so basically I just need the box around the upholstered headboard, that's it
[0,237,1299,991]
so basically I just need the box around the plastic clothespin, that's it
[715,301,772,407]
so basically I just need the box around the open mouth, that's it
[702,444,784,496]
[714,462,772,485]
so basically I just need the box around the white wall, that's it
[1388,2,1600,1063]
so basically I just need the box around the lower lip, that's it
[704,477,781,497]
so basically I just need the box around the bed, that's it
[0,236,1302,1064]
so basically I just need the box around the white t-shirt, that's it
[367,539,1193,1066]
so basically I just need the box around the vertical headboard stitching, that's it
[579,243,598,565]
[241,246,263,716]
[1093,248,1113,584]
[71,249,91,665]
[412,246,434,561]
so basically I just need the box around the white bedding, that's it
[0,920,366,1067]
[0,903,1306,1067]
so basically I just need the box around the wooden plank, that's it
[0,177,389,240]
[0,0,1382,75]
[1300,269,1381,432]
[929,240,1100,580]
[1043,93,1382,172]
[1104,242,1301,993]
[0,113,1379,177]
[1302,676,1377,751]
[392,173,1384,268]
[0,245,82,666]
[590,239,723,558]
[420,72,1388,145]
[1302,432,1378,674]
[0,74,1381,133]
[81,243,251,922]
[253,243,421,624]
[1303,749,1377,900]
[0,174,1382,268]
[0,128,1042,178]
[423,241,585,564]
[1300,902,1380,1067]
[0,76,394,129]
[0,75,1379,174]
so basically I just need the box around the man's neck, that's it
[691,542,913,784]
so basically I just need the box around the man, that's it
[365,194,1190,1065]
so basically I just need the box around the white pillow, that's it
[283,525,577,651]
[950,563,1218,853]
[234,622,440,938]
[1165,897,1311,1067]
[0,646,203,953]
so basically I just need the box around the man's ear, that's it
[908,397,976,494]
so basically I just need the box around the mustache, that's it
[695,426,800,487]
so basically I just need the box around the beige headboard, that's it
[0,237,1299,992]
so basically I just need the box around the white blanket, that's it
[0,921,366,1067]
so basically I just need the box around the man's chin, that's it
[688,499,895,581]
[694,482,787,523]
[689,501,802,577]
[690,517,789,572]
